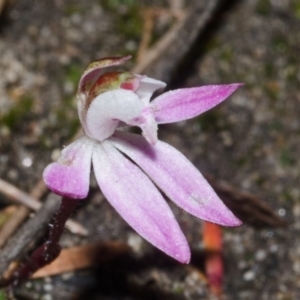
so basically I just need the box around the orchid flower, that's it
[43,56,242,263]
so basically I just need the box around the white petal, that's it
[84,89,145,141]
[92,140,190,263]
[135,75,166,104]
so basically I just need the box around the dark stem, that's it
[6,197,79,286]
[47,197,79,253]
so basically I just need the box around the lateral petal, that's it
[151,84,242,124]
[111,132,241,226]
[92,140,190,263]
[43,136,94,199]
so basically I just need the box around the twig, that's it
[0,177,48,249]
[3,197,80,285]
[206,174,286,228]
[169,0,184,15]
[0,206,30,249]
[0,194,60,282]
[132,9,187,74]
[136,9,155,63]
[0,178,88,237]
[136,5,185,64]
[31,241,129,278]
[133,0,218,83]
[0,178,42,210]
[0,0,15,20]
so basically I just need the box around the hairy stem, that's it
[7,197,79,286]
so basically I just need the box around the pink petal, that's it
[43,136,94,199]
[134,75,166,104]
[92,140,190,263]
[111,132,241,226]
[151,84,243,123]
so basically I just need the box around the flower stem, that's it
[7,197,79,286]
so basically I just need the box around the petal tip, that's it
[43,163,88,200]
[167,240,191,264]
[165,245,191,264]
[217,214,242,227]
[228,217,243,227]
[177,253,191,264]
[230,82,244,89]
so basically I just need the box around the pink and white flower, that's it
[43,56,242,263]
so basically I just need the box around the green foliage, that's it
[0,290,7,300]
[263,82,279,101]
[255,0,271,16]
[292,0,300,19]
[101,0,136,9]
[271,34,288,53]
[0,96,34,129]
[197,110,222,131]
[65,63,82,86]
[56,106,80,140]
[279,148,296,167]
[220,45,234,62]
[65,4,82,16]
[99,0,143,45]
[264,62,275,78]
[268,121,283,132]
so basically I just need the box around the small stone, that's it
[7,169,18,180]
[292,261,300,274]
[43,283,53,292]
[51,149,62,161]
[22,157,33,168]
[278,208,286,217]
[41,294,52,300]
[243,270,255,281]
[255,249,266,261]
[220,130,233,147]
[270,244,278,253]
[127,233,143,253]
[61,272,74,280]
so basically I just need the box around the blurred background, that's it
[0,0,299,299]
